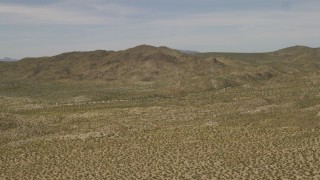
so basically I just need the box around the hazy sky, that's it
[1,0,320,59]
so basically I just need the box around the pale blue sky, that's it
[1,0,320,59]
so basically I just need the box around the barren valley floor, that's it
[1,81,320,179]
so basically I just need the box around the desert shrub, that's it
[0,114,18,131]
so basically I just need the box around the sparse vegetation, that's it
[1,45,320,179]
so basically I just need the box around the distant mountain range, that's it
[178,50,200,54]
[0,44,319,91]
[0,57,17,61]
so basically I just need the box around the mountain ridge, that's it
[0,44,319,90]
